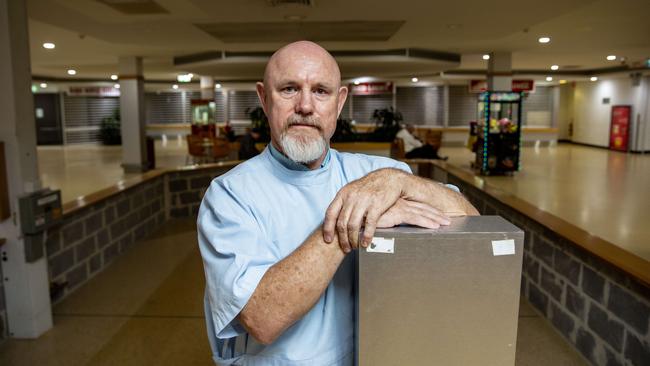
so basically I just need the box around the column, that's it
[487,52,512,91]
[0,0,53,338]
[118,56,147,173]
[200,75,215,100]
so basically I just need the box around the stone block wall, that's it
[45,178,166,304]
[168,166,234,218]
[440,170,650,366]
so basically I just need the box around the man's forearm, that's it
[400,170,479,216]
[239,227,346,344]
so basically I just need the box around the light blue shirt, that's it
[197,146,411,365]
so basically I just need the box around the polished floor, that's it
[0,219,586,365]
[439,144,650,261]
[37,141,650,261]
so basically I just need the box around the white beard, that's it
[279,131,327,164]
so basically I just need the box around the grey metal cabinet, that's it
[356,216,524,366]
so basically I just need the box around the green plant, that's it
[371,107,403,142]
[100,108,121,145]
[332,117,359,142]
[247,106,270,142]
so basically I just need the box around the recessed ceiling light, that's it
[606,55,617,61]
[43,42,55,49]
[546,76,553,82]
[110,74,118,80]
[559,80,567,84]
[538,37,551,44]
[40,83,47,88]
[114,84,120,89]
[590,76,598,82]
[215,83,222,89]
[172,84,179,89]
[411,77,419,83]
[482,54,490,60]
[551,65,559,70]
[354,80,360,85]
[67,69,77,75]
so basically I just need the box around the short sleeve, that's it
[197,179,276,339]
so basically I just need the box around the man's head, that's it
[405,124,416,134]
[256,41,348,165]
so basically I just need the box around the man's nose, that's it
[295,89,314,115]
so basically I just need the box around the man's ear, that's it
[256,82,269,116]
[336,86,348,118]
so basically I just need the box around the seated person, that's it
[396,124,447,160]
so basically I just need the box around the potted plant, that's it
[247,106,270,142]
[100,108,121,145]
[371,107,403,142]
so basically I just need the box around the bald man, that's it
[197,41,478,365]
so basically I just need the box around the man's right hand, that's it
[376,198,450,229]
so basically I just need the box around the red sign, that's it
[469,79,535,93]
[349,82,393,95]
[609,105,631,151]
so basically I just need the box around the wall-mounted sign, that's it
[349,82,394,95]
[469,79,535,93]
[609,105,631,152]
[67,86,120,97]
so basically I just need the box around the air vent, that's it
[97,0,168,15]
[561,65,582,70]
[267,0,314,7]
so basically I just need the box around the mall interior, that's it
[1,0,649,365]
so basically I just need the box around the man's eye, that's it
[282,86,297,93]
[315,88,329,95]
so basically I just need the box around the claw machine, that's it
[475,91,522,175]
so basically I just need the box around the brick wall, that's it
[168,165,234,219]
[45,178,167,303]
[435,167,650,366]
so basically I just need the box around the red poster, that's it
[609,105,631,151]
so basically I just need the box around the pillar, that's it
[200,76,215,100]
[118,56,147,173]
[487,52,513,91]
[0,0,53,338]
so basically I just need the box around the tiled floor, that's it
[0,220,586,365]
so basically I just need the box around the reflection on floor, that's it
[0,220,586,366]
[439,144,650,261]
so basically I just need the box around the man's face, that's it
[257,45,347,164]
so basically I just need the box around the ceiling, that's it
[26,0,650,84]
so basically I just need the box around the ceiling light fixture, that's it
[482,54,490,60]
[67,69,76,75]
[546,76,553,82]
[40,83,47,88]
[43,42,55,49]
[177,74,193,83]
[538,36,551,44]
[551,65,559,70]
[590,76,598,82]
[114,84,120,89]
[354,80,360,85]
[172,84,179,89]
[110,74,118,80]
[606,55,617,61]
[215,83,222,89]
[411,77,419,83]
[559,80,567,84]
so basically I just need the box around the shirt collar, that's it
[268,143,331,171]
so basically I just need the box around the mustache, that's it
[286,115,322,130]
